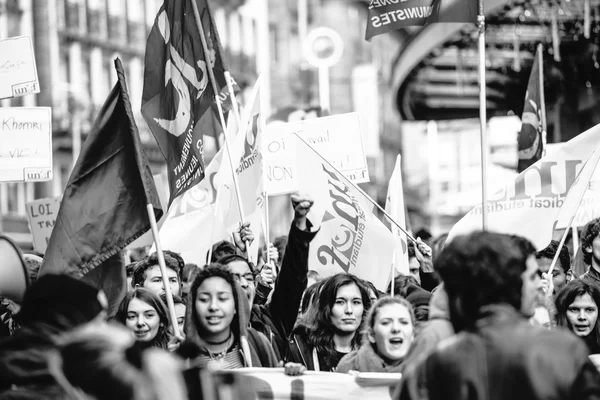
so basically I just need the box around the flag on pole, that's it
[141,0,228,204]
[447,123,600,250]
[365,0,477,40]
[214,77,265,236]
[295,136,396,291]
[518,45,546,173]
[40,59,162,313]
[385,155,410,276]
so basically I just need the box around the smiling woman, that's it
[115,288,170,350]
[556,280,600,355]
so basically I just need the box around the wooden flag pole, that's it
[538,44,547,145]
[294,133,420,246]
[146,204,183,340]
[191,0,249,253]
[478,0,489,231]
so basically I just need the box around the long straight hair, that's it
[307,274,372,367]
[115,288,170,350]
[555,279,600,348]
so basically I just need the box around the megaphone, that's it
[0,235,30,303]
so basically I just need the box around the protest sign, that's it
[263,113,369,195]
[26,196,61,253]
[0,36,40,99]
[229,368,397,400]
[0,107,52,182]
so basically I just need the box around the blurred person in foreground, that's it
[49,323,187,400]
[396,232,600,400]
[0,275,108,399]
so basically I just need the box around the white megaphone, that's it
[0,235,30,303]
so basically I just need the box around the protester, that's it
[126,261,138,292]
[337,296,415,373]
[536,240,570,296]
[581,217,600,286]
[181,263,199,298]
[161,293,186,337]
[50,324,187,400]
[396,232,600,400]
[555,279,600,354]
[387,274,420,297]
[406,239,439,290]
[0,275,108,399]
[287,273,372,371]
[179,264,278,368]
[115,288,170,350]
[403,284,432,331]
[131,252,183,297]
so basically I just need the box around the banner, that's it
[518,45,545,173]
[264,113,370,195]
[142,0,227,203]
[0,107,52,182]
[448,123,600,250]
[25,196,61,253]
[365,0,477,40]
[385,155,410,276]
[0,36,40,99]
[295,136,395,291]
[230,368,398,400]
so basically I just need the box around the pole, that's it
[572,226,579,255]
[294,133,419,245]
[538,44,547,150]
[146,204,183,340]
[318,66,330,113]
[478,0,488,231]
[191,0,247,230]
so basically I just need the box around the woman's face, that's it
[195,277,236,341]
[369,303,414,362]
[330,283,364,334]
[567,293,599,338]
[125,298,161,342]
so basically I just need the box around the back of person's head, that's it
[115,288,170,349]
[132,252,182,288]
[387,274,420,297]
[209,240,238,263]
[17,274,104,332]
[126,262,138,278]
[404,284,432,322]
[581,217,600,265]
[555,279,600,334]
[436,232,530,331]
[51,324,187,400]
[537,240,571,272]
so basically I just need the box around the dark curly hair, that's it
[581,218,600,265]
[307,273,372,370]
[536,240,571,272]
[436,232,530,331]
[387,274,420,297]
[555,279,600,349]
[132,252,182,289]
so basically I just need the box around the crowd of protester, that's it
[2,194,600,399]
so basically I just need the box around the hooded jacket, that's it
[337,343,406,374]
[182,274,278,369]
[400,284,454,371]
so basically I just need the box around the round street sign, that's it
[304,27,344,69]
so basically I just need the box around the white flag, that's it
[385,155,410,276]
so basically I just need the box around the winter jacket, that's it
[250,221,317,359]
[337,343,405,374]
[396,304,600,400]
[401,284,454,370]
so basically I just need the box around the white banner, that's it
[0,107,52,182]
[264,113,369,195]
[26,196,61,253]
[0,36,40,99]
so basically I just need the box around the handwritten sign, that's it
[0,107,53,182]
[264,113,369,195]
[26,196,61,253]
[0,36,40,99]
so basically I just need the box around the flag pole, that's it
[478,0,489,231]
[191,0,249,245]
[294,133,419,245]
[538,44,547,145]
[146,204,183,340]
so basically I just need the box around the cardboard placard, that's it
[26,196,61,253]
[0,36,40,99]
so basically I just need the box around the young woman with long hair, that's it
[287,273,372,371]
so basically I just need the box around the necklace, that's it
[205,334,231,346]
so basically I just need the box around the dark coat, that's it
[396,304,600,400]
[250,221,317,359]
